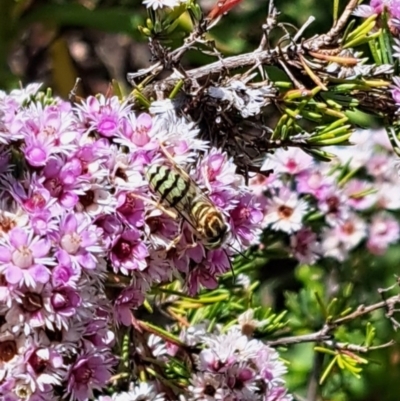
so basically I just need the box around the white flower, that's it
[264,187,308,233]
[201,327,262,363]
[142,0,180,10]
[237,309,267,336]
[75,182,117,216]
[126,382,165,401]
[352,4,375,18]
[208,80,273,118]
[376,182,400,210]
[321,214,367,261]
[261,147,313,175]
[149,113,208,165]
[104,382,165,401]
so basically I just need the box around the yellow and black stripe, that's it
[145,163,229,250]
[145,165,193,211]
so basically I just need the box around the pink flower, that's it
[322,214,367,261]
[367,213,400,255]
[113,285,145,326]
[264,187,308,233]
[23,346,64,392]
[229,193,263,249]
[119,112,154,147]
[290,228,321,264]
[344,179,377,211]
[199,148,239,190]
[67,351,114,401]
[51,286,82,329]
[318,187,350,226]
[55,213,104,271]
[6,177,55,216]
[24,135,54,167]
[0,227,53,286]
[110,229,149,274]
[391,76,400,105]
[42,156,82,210]
[116,191,146,228]
[75,95,130,138]
[296,170,332,199]
[185,250,230,295]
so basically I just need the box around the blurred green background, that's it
[2,1,400,400]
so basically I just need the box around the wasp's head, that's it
[200,215,230,250]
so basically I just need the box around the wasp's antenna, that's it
[228,244,250,261]
[226,251,236,283]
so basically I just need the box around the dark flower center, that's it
[22,292,43,313]
[326,195,339,213]
[204,384,216,396]
[28,349,48,373]
[113,239,133,259]
[278,205,293,219]
[0,340,17,362]
[79,190,95,207]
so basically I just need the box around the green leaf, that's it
[320,355,338,384]
[345,109,383,129]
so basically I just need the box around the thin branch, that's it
[324,340,396,353]
[303,0,359,50]
[333,294,400,325]
[307,352,324,401]
[267,329,331,347]
[171,48,279,80]
[267,295,400,348]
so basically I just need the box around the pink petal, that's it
[63,213,77,232]
[5,265,23,284]
[31,238,51,258]
[81,231,97,247]
[30,265,50,284]
[0,246,11,262]
[60,192,79,209]
[118,307,133,326]
[136,113,152,130]
[77,253,96,270]
[9,228,27,247]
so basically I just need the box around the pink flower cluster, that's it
[0,85,263,400]
[121,322,292,401]
[188,328,291,401]
[253,129,400,264]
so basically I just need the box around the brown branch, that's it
[333,294,400,325]
[307,352,324,401]
[267,294,400,348]
[172,47,279,81]
[303,0,359,50]
[324,340,396,353]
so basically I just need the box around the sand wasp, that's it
[145,148,230,250]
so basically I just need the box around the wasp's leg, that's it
[131,193,178,220]
[158,142,192,181]
[165,218,185,252]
